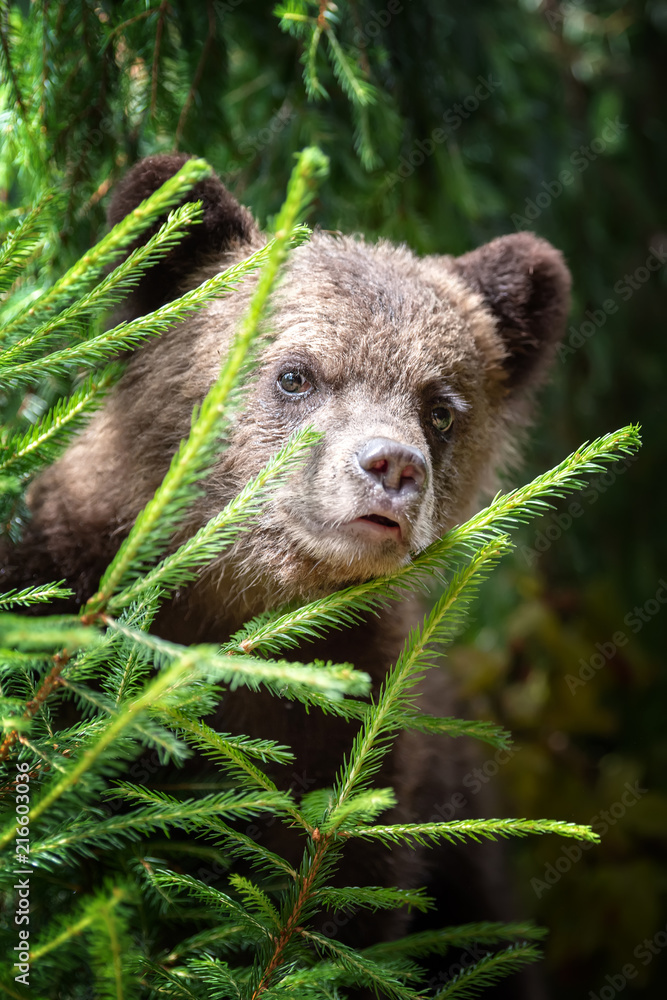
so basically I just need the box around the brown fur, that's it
[2,156,570,987]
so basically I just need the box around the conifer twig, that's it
[0,366,120,476]
[330,536,511,816]
[227,424,642,658]
[0,237,280,382]
[0,157,214,345]
[86,147,328,610]
[347,817,600,848]
[0,582,73,608]
[1,202,203,363]
[0,649,205,849]
[433,943,543,999]
[107,425,322,612]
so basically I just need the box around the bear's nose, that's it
[356,437,427,494]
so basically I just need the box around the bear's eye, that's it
[278,371,313,395]
[431,406,454,435]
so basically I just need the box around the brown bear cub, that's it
[3,155,570,973]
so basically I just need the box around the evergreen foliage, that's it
[0,142,641,995]
[0,1,658,995]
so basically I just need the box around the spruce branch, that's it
[229,874,282,932]
[299,787,338,826]
[69,589,163,693]
[325,30,376,108]
[0,629,97,763]
[91,889,135,1000]
[0,583,73,608]
[21,788,294,869]
[0,696,29,718]
[0,0,43,164]
[0,157,213,345]
[322,787,397,832]
[0,647,212,851]
[400,712,512,751]
[316,885,432,915]
[60,681,189,763]
[227,588,389,657]
[0,613,99,652]
[27,884,130,963]
[242,539,509,997]
[433,424,642,564]
[115,788,299,881]
[179,956,245,999]
[160,925,252,965]
[156,712,311,832]
[250,834,342,999]
[354,102,381,171]
[227,424,642,658]
[347,817,600,848]
[266,961,375,997]
[1,201,202,363]
[329,536,511,817]
[0,192,53,297]
[98,618,371,703]
[149,869,274,943]
[141,963,204,1000]
[275,2,380,166]
[107,426,322,613]
[299,929,421,1000]
[363,921,546,961]
[160,716,294,769]
[103,602,161,706]
[87,147,328,610]
[0,365,120,477]
[5,881,138,998]
[0,237,278,384]
[432,943,543,999]
[304,21,327,99]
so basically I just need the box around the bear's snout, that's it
[356,437,427,497]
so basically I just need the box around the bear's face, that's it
[199,234,512,601]
[18,154,571,622]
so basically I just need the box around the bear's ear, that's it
[453,233,571,391]
[107,153,259,317]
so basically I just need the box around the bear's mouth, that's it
[347,512,403,541]
[296,509,407,550]
[359,513,400,530]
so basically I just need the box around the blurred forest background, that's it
[0,0,665,996]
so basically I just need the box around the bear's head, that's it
[25,154,571,623]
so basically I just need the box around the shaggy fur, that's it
[2,156,571,990]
